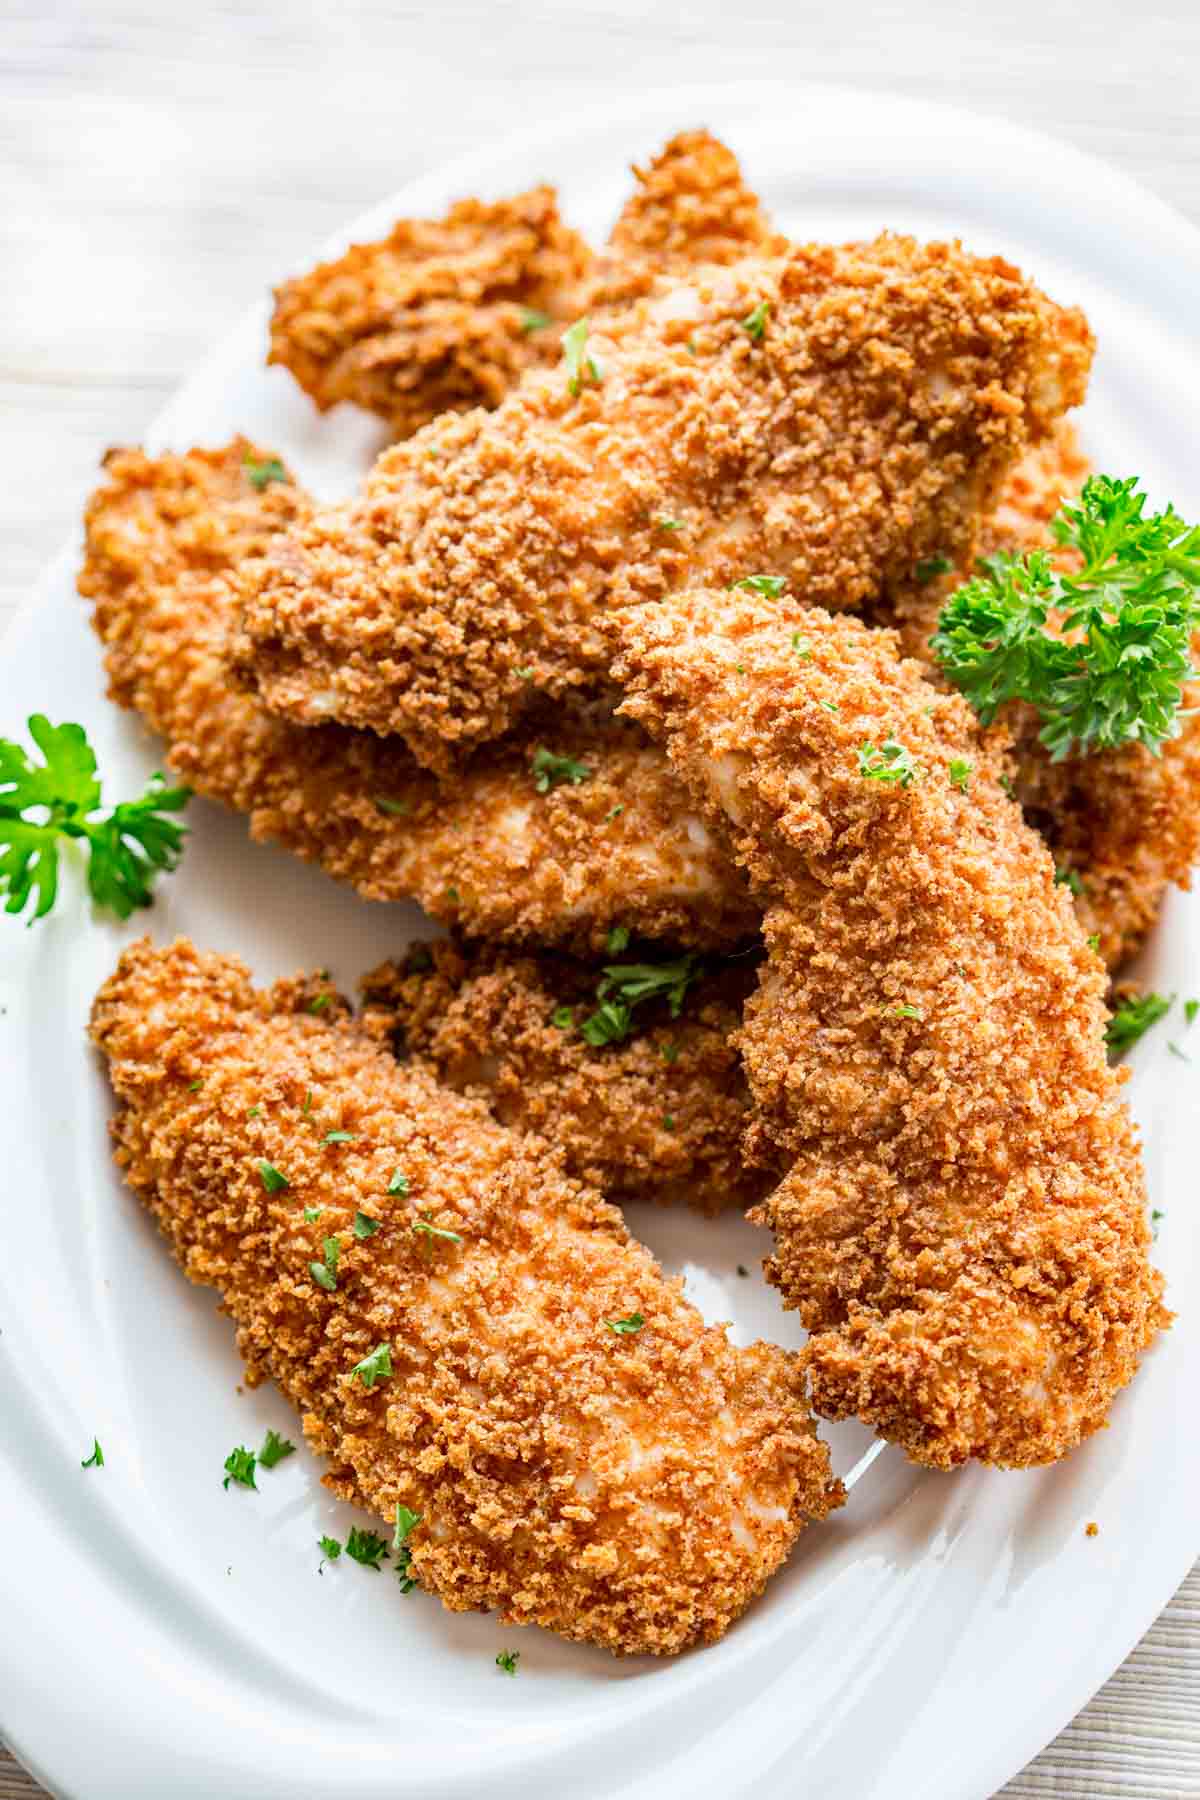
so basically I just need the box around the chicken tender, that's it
[235,237,1092,769]
[90,937,842,1654]
[614,590,1166,1470]
[891,425,1200,967]
[269,186,592,437]
[79,441,755,949]
[358,939,770,1215]
[269,130,777,437]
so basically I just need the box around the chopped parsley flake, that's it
[607,1313,645,1335]
[531,747,591,792]
[577,954,701,1047]
[318,1534,342,1563]
[223,1446,257,1491]
[739,300,769,341]
[308,993,332,1014]
[393,1503,421,1592]
[388,1169,410,1196]
[792,634,812,659]
[259,1429,296,1469]
[657,517,684,532]
[561,317,603,395]
[188,1079,203,1092]
[1105,991,1173,1055]
[858,739,922,789]
[353,1210,380,1239]
[731,574,786,597]
[520,307,553,334]
[1185,999,1199,1027]
[310,1235,340,1292]
[258,1161,289,1194]
[304,1205,323,1223]
[246,1106,261,1121]
[1087,933,1101,952]
[413,1215,463,1246]
[606,924,630,954]
[344,1527,389,1571]
[604,804,624,821]
[496,1650,520,1676]
[915,555,952,583]
[373,795,410,817]
[659,1041,679,1063]
[81,1438,104,1469]
[243,455,287,491]
[352,1343,394,1389]
[1054,865,1085,896]
[323,1130,356,1145]
[551,1004,575,1030]
[302,1090,313,1115]
[888,1003,923,1020]
[948,759,972,792]
[662,1113,675,1130]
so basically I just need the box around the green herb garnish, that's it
[561,317,603,395]
[353,1211,380,1239]
[352,1343,393,1389]
[318,1534,342,1563]
[1105,991,1173,1054]
[258,1161,289,1194]
[323,1130,356,1145]
[223,1446,257,1490]
[243,455,288,491]
[387,1170,410,1196]
[731,574,786,597]
[916,555,952,583]
[531,747,591,793]
[606,1313,645,1335]
[520,307,553,334]
[496,1650,520,1675]
[739,300,769,341]
[858,739,922,789]
[258,1429,295,1469]
[344,1527,389,1571]
[81,1438,104,1469]
[0,716,190,923]
[932,476,1200,759]
[373,795,410,817]
[948,759,972,792]
[413,1215,462,1246]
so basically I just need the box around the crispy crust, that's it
[269,187,593,436]
[235,237,1093,769]
[358,939,771,1215]
[90,937,842,1654]
[614,591,1166,1470]
[268,131,777,437]
[78,440,755,949]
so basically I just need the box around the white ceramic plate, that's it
[2,81,1198,1800]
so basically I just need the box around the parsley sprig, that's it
[1106,991,1173,1055]
[575,954,700,1047]
[858,739,922,789]
[0,716,190,922]
[531,747,591,793]
[932,476,1200,759]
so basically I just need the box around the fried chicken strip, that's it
[614,591,1166,1469]
[891,425,1200,967]
[235,236,1092,769]
[269,130,777,436]
[90,937,841,1653]
[358,939,770,1215]
[79,441,755,949]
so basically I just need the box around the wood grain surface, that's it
[2,3,1197,1794]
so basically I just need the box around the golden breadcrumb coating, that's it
[891,424,1200,967]
[358,939,770,1215]
[268,187,593,436]
[234,236,1093,770]
[614,591,1166,1470]
[269,131,776,437]
[90,938,842,1654]
[78,441,755,949]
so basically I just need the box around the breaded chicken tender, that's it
[614,591,1166,1470]
[79,441,754,949]
[269,186,593,436]
[891,425,1200,967]
[235,237,1092,769]
[269,131,777,437]
[358,939,770,1214]
[90,937,842,1654]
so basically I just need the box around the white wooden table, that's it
[2,3,1197,1793]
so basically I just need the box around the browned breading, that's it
[234,237,1093,770]
[268,131,776,438]
[90,937,842,1654]
[358,939,771,1215]
[614,590,1166,1470]
[78,441,755,949]
[887,424,1200,967]
[268,187,593,436]
[590,127,783,306]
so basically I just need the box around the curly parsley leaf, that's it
[318,1534,342,1563]
[858,739,922,789]
[1105,990,1173,1055]
[531,747,591,793]
[496,1650,520,1675]
[0,716,190,923]
[932,476,1200,760]
[573,953,701,1047]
